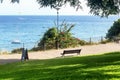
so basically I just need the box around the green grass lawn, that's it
[0,52,120,80]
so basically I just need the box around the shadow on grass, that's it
[0,52,120,80]
[0,59,20,64]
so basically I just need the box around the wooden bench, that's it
[61,49,81,56]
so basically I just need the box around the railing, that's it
[80,36,106,43]
[0,36,106,53]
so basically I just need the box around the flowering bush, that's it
[32,23,87,51]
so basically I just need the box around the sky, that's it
[0,0,90,15]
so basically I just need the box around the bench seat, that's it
[61,49,81,56]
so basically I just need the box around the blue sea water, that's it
[0,15,119,51]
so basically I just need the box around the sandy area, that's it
[0,42,120,64]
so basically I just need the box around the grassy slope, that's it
[0,52,120,80]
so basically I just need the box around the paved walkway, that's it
[0,43,120,64]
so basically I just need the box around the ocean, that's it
[0,15,119,51]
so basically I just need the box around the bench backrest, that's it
[63,49,81,54]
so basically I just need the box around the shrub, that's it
[106,19,120,40]
[0,51,9,55]
[78,39,88,45]
[11,48,23,54]
[31,47,41,51]
[32,22,88,51]
[100,39,110,44]
[38,27,57,50]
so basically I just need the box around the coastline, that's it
[0,15,118,51]
[0,42,120,64]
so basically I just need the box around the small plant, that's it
[100,39,110,44]
[11,48,23,54]
[78,39,88,45]
[0,51,9,55]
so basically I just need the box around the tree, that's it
[0,0,19,3]
[106,19,120,40]
[37,0,82,10]
[1,0,120,17]
[87,0,120,17]
[37,0,120,17]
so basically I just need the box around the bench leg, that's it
[62,54,64,57]
[77,53,80,55]
[61,53,64,57]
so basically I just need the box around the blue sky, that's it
[0,0,90,15]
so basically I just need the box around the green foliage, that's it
[31,47,41,51]
[78,39,88,45]
[11,0,19,3]
[1,0,120,16]
[36,0,120,17]
[32,23,87,51]
[37,27,57,50]
[58,23,78,48]
[100,39,110,44]
[37,0,81,10]
[106,19,120,40]
[0,52,120,80]
[0,51,9,55]
[11,48,22,54]
[0,0,19,3]
[87,0,120,17]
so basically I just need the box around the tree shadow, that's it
[0,59,21,64]
[0,52,120,80]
